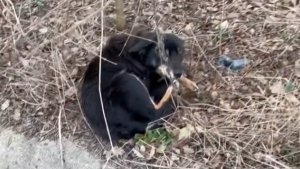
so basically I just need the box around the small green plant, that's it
[134,128,174,146]
[218,28,230,39]
[285,81,294,93]
[216,21,231,39]
[280,146,300,165]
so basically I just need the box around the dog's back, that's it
[81,56,121,141]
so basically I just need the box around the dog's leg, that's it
[153,85,173,110]
[178,76,198,91]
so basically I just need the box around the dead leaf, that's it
[182,145,194,154]
[64,38,73,44]
[171,128,180,137]
[195,126,204,133]
[255,74,268,84]
[148,146,155,159]
[220,99,231,109]
[219,20,229,30]
[39,27,48,34]
[13,109,21,121]
[113,147,125,157]
[227,13,239,18]
[270,0,279,3]
[142,11,154,16]
[71,68,78,76]
[71,47,79,53]
[210,155,224,168]
[104,150,112,159]
[204,147,215,156]
[254,152,264,161]
[171,153,179,161]
[1,100,10,111]
[178,124,193,141]
[167,2,173,11]
[286,94,299,104]
[157,144,167,154]
[132,148,145,159]
[184,23,194,31]
[19,57,30,68]
[291,0,297,6]
[37,112,44,116]
[169,153,179,166]
[211,91,218,99]
[294,59,300,77]
[172,148,180,154]
[65,86,77,97]
[140,145,145,152]
[207,7,218,12]
[210,115,225,125]
[105,147,125,159]
[269,81,285,94]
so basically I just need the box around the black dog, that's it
[102,28,197,100]
[80,29,197,144]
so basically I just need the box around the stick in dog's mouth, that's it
[156,65,198,91]
[178,75,198,91]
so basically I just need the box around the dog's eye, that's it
[155,46,159,53]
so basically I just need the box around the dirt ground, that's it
[1,0,300,168]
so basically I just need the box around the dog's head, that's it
[127,31,186,81]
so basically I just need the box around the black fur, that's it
[81,30,190,144]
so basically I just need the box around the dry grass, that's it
[1,0,300,168]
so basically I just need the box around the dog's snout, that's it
[167,67,175,80]
[174,70,183,78]
[156,65,175,80]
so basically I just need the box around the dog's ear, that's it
[164,34,185,51]
[128,33,157,56]
[131,25,149,36]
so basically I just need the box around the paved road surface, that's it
[0,127,114,169]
